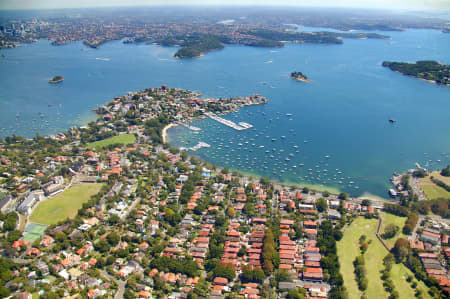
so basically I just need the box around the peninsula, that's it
[0,85,449,299]
[48,75,64,83]
[382,60,450,86]
[290,71,311,83]
[174,36,225,58]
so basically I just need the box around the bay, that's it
[0,28,449,198]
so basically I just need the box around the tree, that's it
[241,265,266,283]
[287,288,306,299]
[338,192,348,200]
[107,232,120,246]
[212,262,236,280]
[412,169,427,178]
[262,228,276,275]
[94,238,110,253]
[316,198,327,213]
[6,230,21,243]
[227,207,235,218]
[361,199,371,207]
[441,165,450,177]
[393,238,409,262]
[382,224,399,239]
[189,277,209,298]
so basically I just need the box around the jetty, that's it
[206,112,253,131]
[180,141,211,152]
[181,123,201,131]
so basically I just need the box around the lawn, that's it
[430,171,450,185]
[421,184,450,200]
[30,183,103,225]
[337,217,389,299]
[390,263,432,299]
[87,134,136,150]
[338,216,431,299]
[379,212,408,249]
[418,173,450,200]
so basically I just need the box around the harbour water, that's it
[0,29,449,197]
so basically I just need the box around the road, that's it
[408,176,426,201]
[101,270,126,299]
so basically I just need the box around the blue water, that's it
[0,29,449,198]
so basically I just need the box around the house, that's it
[213,277,228,286]
[41,235,54,247]
[42,176,64,196]
[421,231,441,245]
[328,209,341,220]
[0,194,12,213]
[17,292,32,299]
[17,192,42,215]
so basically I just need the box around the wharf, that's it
[206,113,252,131]
[181,123,201,131]
[180,141,211,152]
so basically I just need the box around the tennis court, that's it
[22,222,48,243]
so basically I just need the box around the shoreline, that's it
[162,123,178,144]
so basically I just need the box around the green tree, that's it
[393,238,409,262]
[107,232,120,246]
[316,198,327,213]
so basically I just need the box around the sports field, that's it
[22,223,48,243]
[30,183,103,225]
[87,134,136,150]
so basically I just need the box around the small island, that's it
[290,71,311,83]
[382,60,449,86]
[49,75,64,83]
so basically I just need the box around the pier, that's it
[207,113,253,131]
[180,141,211,152]
[181,123,201,131]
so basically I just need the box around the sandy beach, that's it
[162,123,177,143]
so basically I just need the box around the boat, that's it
[389,118,396,123]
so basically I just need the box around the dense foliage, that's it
[174,36,224,58]
[383,203,409,217]
[441,165,450,177]
[402,213,419,235]
[382,60,450,85]
[262,228,278,275]
[381,224,399,239]
[150,256,200,277]
[317,220,347,298]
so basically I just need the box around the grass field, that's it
[418,174,450,200]
[390,263,432,299]
[87,134,136,150]
[430,171,450,185]
[30,183,103,225]
[338,217,431,299]
[337,217,388,299]
[379,212,408,249]
[421,185,450,200]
